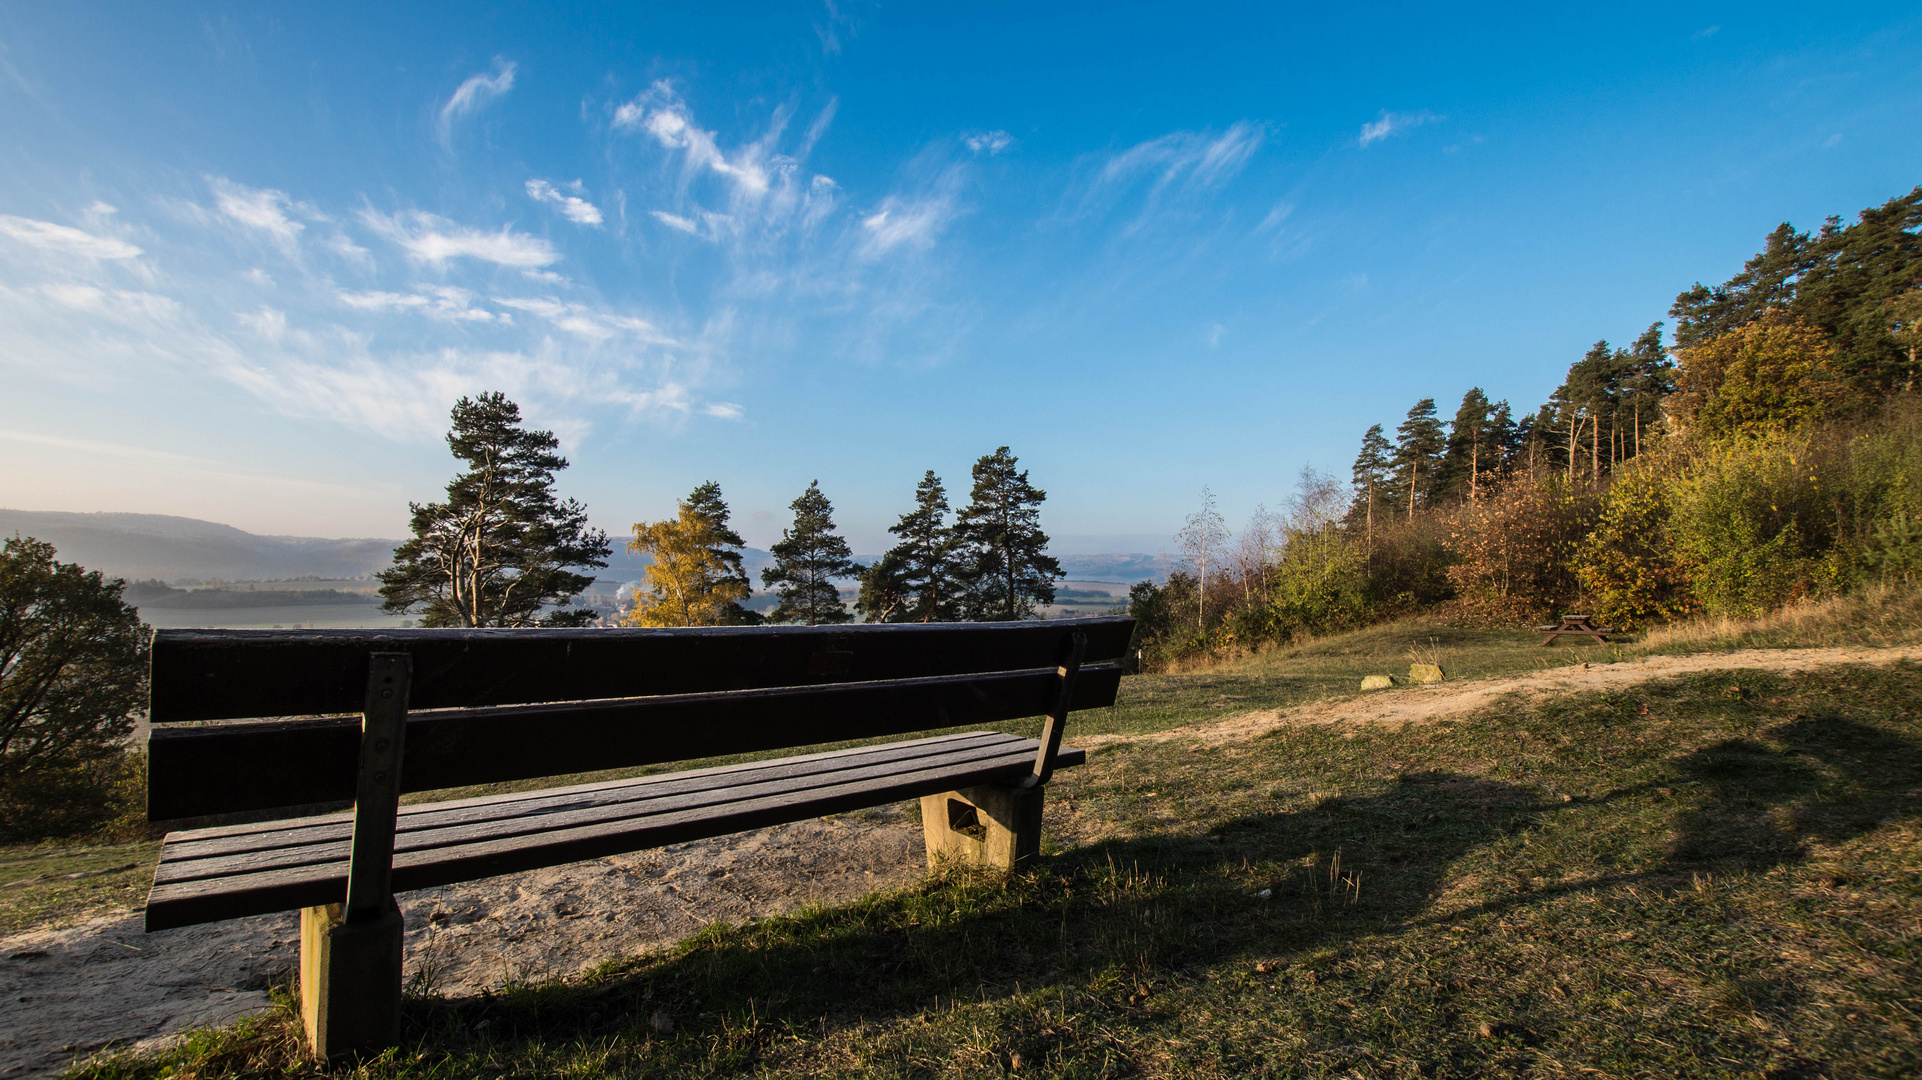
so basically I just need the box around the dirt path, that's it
[4,644,1918,1078]
[1079,644,1922,749]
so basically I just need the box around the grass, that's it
[66,658,1922,1078]
[0,840,160,937]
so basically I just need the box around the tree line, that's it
[373,391,1064,628]
[1133,185,1922,665]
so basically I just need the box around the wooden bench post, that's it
[301,652,410,1062]
[921,632,1085,869]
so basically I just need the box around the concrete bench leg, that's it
[921,784,1043,868]
[300,900,404,1062]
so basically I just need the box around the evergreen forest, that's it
[1131,185,1922,666]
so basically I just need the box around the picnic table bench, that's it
[141,616,1132,1060]
[1537,613,1614,645]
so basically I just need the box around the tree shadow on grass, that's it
[1664,711,1921,876]
[391,772,1542,1065]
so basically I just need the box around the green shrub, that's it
[1575,455,1697,628]
[1266,531,1370,641]
[1667,434,1845,616]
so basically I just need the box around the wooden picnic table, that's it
[1537,613,1614,646]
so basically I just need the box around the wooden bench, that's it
[1537,613,1614,645]
[142,616,1132,1061]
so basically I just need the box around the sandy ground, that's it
[5,644,1921,1077]
[0,811,921,1078]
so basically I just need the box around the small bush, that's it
[1443,473,1598,623]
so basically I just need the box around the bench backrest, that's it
[147,617,1134,820]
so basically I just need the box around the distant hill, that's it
[1056,553,1171,583]
[1,508,1166,588]
[0,510,402,582]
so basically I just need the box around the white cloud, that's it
[439,59,516,146]
[651,210,700,234]
[322,232,370,263]
[244,268,274,286]
[860,195,954,256]
[360,210,559,267]
[338,287,502,323]
[1358,110,1442,148]
[239,306,287,342]
[491,296,678,345]
[35,284,178,320]
[209,177,305,248]
[614,81,772,198]
[964,130,1014,155]
[0,214,143,259]
[1100,122,1263,191]
[703,401,743,419]
[525,179,603,226]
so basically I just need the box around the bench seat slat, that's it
[148,664,1122,820]
[145,733,1084,931]
[154,733,1038,881]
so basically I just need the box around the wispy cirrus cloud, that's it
[525,179,602,226]
[860,193,955,256]
[964,130,1013,155]
[209,177,307,249]
[614,81,775,199]
[1358,110,1442,147]
[339,286,505,323]
[360,209,559,267]
[0,214,143,259]
[438,58,516,147]
[492,295,678,345]
[1098,122,1264,193]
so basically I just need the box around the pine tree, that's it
[762,481,859,625]
[854,549,911,623]
[867,470,963,622]
[379,392,610,627]
[1347,423,1393,547]
[1438,389,1498,504]
[1622,322,1676,457]
[625,482,758,627]
[955,447,1063,621]
[1392,399,1447,518]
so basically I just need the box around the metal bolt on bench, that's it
[141,617,1131,1061]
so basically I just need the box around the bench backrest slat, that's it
[150,619,1135,723]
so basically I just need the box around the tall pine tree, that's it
[379,392,609,627]
[1391,399,1447,518]
[762,481,858,625]
[1347,423,1394,547]
[862,470,963,622]
[956,447,1062,621]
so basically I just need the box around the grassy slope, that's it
[64,632,1922,1077]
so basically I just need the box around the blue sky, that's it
[2,3,1919,555]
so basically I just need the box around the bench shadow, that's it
[393,771,1542,1057]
